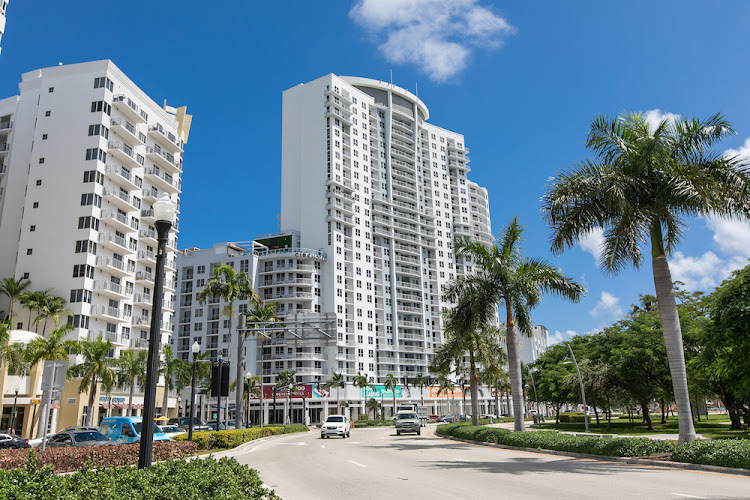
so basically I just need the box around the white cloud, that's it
[643,109,680,132]
[548,329,576,346]
[578,228,604,264]
[349,0,515,82]
[724,135,750,161]
[705,216,750,256]
[669,251,748,292]
[590,291,623,320]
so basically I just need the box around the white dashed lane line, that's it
[348,460,367,468]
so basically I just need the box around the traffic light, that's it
[211,360,229,397]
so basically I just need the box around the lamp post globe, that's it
[138,194,176,469]
[188,341,200,442]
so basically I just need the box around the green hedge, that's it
[436,423,675,457]
[174,424,308,450]
[352,419,395,427]
[672,440,750,469]
[558,413,587,423]
[0,453,278,499]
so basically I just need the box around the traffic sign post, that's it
[38,360,67,453]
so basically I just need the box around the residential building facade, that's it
[0,0,8,55]
[0,60,190,435]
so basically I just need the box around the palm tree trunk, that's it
[86,374,97,427]
[505,306,525,432]
[161,379,170,417]
[128,378,135,416]
[232,309,244,430]
[469,352,479,426]
[494,391,499,418]
[260,383,264,428]
[652,254,698,444]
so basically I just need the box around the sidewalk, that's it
[487,421,692,441]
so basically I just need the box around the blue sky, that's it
[1,1,749,343]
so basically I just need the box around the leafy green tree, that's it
[68,335,116,426]
[197,264,260,429]
[445,217,584,431]
[543,112,750,443]
[159,345,188,418]
[323,372,346,414]
[20,290,51,333]
[230,374,262,425]
[412,372,430,408]
[435,374,456,416]
[352,371,370,418]
[481,364,510,417]
[117,350,147,416]
[0,277,30,326]
[275,369,296,424]
[383,373,399,418]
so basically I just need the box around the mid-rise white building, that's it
[0,60,191,427]
[281,74,494,386]
[519,325,549,365]
[0,0,9,55]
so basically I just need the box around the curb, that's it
[435,434,750,477]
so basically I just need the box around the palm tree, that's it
[20,290,51,333]
[0,321,26,375]
[244,300,282,427]
[117,350,147,416]
[542,112,750,443]
[323,372,346,415]
[413,373,429,408]
[366,398,380,420]
[431,301,505,426]
[159,345,188,418]
[481,363,510,418]
[26,323,76,368]
[229,374,262,426]
[0,277,30,325]
[383,373,399,419]
[68,335,116,426]
[275,369,296,425]
[352,371,370,420]
[197,264,260,429]
[445,218,584,432]
[32,295,71,337]
[436,374,456,417]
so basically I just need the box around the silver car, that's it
[321,415,351,438]
[395,412,421,435]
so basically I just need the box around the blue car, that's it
[99,416,171,444]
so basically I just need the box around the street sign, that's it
[39,360,67,452]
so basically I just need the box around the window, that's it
[69,289,92,303]
[88,124,109,138]
[93,77,114,91]
[48,87,54,93]
[90,101,111,115]
[45,110,51,117]
[29,225,36,232]
[197,265,205,274]
[85,148,106,162]
[80,193,102,208]
[42,134,48,140]
[35,180,41,186]
[32,202,39,208]
[78,216,100,230]
[82,170,104,184]
[72,264,95,279]
[74,240,97,254]
[38,157,45,164]
[26,249,32,255]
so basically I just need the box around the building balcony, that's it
[107,141,143,170]
[102,187,138,212]
[139,228,157,245]
[324,106,352,126]
[146,146,180,173]
[105,164,140,191]
[141,188,158,203]
[135,270,153,283]
[130,337,148,350]
[148,124,183,153]
[98,231,136,254]
[137,250,156,264]
[91,305,131,323]
[92,280,132,300]
[110,118,145,146]
[391,118,413,133]
[392,189,417,203]
[113,95,148,124]
[0,142,9,158]
[133,294,152,307]
[140,208,155,223]
[100,210,137,234]
[397,304,423,314]
[144,166,179,194]
[95,256,135,278]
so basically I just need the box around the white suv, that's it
[321,415,351,439]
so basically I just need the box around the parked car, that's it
[429,414,439,420]
[436,414,455,423]
[395,411,421,435]
[206,420,236,431]
[480,414,498,420]
[320,414,351,439]
[0,433,29,449]
[99,416,171,444]
[45,430,114,448]
[168,417,211,432]
[28,433,57,448]
[158,425,187,437]
[60,426,99,432]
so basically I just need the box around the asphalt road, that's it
[233,424,750,500]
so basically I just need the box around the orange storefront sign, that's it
[428,386,465,399]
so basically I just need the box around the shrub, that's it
[558,413,587,423]
[672,440,750,469]
[0,441,196,473]
[0,453,279,499]
[436,424,675,457]
[351,419,394,427]
[174,425,308,450]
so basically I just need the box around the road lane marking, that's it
[672,494,708,499]
[453,458,470,462]
[348,460,367,468]
[321,445,325,449]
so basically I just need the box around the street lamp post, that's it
[188,341,200,442]
[245,371,252,428]
[527,369,541,427]
[138,194,176,469]
[565,344,590,433]
[8,387,19,434]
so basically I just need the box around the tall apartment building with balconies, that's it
[281,74,494,385]
[0,0,9,55]
[0,60,190,424]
